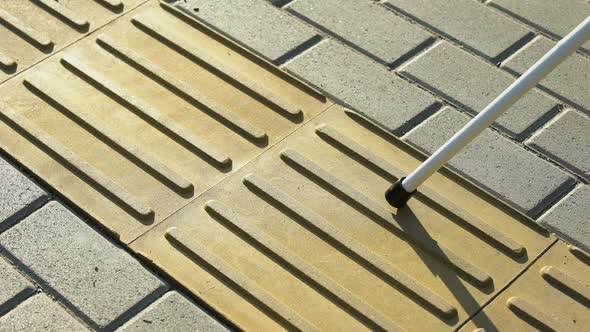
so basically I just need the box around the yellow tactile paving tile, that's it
[460,241,590,332]
[0,1,330,243]
[0,0,147,82]
[131,105,555,331]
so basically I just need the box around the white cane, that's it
[386,15,590,208]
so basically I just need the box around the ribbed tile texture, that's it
[460,241,590,331]
[0,2,329,243]
[132,105,554,331]
[0,2,588,331]
[171,0,589,240]
[0,0,145,82]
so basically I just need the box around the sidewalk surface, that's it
[0,0,588,331]
[171,0,590,247]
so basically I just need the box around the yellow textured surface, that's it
[460,241,590,332]
[132,105,554,331]
[0,0,146,82]
[0,1,329,243]
[1,2,585,331]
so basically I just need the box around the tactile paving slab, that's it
[0,1,329,243]
[132,105,555,331]
[0,0,146,82]
[460,241,590,332]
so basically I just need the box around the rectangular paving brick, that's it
[502,36,590,115]
[285,40,440,135]
[0,293,88,332]
[405,107,576,217]
[285,0,434,66]
[0,201,168,330]
[489,0,590,54]
[540,186,590,252]
[384,0,534,61]
[132,105,553,331]
[172,0,321,62]
[400,42,558,140]
[118,291,228,332]
[0,258,35,316]
[0,156,47,231]
[527,109,590,182]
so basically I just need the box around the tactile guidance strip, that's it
[131,105,555,331]
[0,0,146,82]
[0,2,329,243]
[460,241,590,332]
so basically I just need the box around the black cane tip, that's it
[385,177,416,208]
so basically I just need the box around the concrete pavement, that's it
[0,0,588,330]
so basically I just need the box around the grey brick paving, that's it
[0,293,88,332]
[527,109,590,182]
[172,0,320,62]
[285,40,440,134]
[0,202,168,330]
[489,0,590,54]
[405,107,576,217]
[384,0,534,61]
[117,291,228,332]
[0,157,47,231]
[0,257,35,316]
[400,42,558,140]
[502,36,590,115]
[540,185,590,253]
[284,0,434,66]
